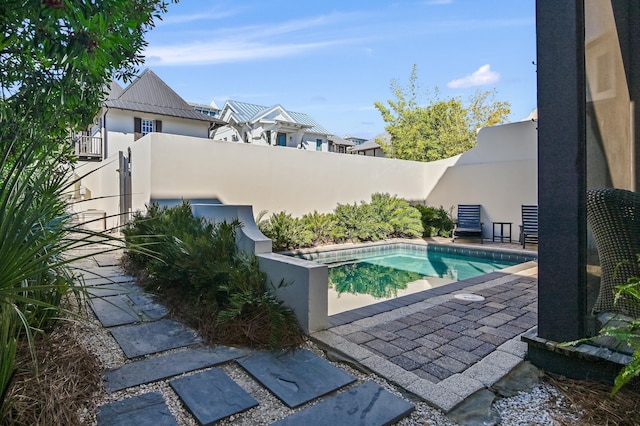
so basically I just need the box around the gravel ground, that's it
[74,308,580,426]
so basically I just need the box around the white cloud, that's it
[447,64,500,88]
[145,40,347,66]
[145,13,366,66]
[158,11,237,25]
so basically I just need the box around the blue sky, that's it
[143,0,536,140]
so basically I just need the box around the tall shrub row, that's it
[258,193,424,251]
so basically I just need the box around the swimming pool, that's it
[293,242,536,315]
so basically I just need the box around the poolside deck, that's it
[311,238,539,412]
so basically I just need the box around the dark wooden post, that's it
[536,0,587,341]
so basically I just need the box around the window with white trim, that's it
[141,119,154,136]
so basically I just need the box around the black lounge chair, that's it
[520,205,538,249]
[587,188,640,318]
[452,204,483,244]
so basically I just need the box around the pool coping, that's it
[282,238,537,265]
[282,239,537,326]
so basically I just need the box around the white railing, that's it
[74,135,102,160]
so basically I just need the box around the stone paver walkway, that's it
[79,252,415,425]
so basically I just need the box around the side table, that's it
[492,222,512,243]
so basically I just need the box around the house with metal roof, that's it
[343,135,368,145]
[348,132,388,157]
[327,135,356,153]
[213,100,333,151]
[74,69,224,161]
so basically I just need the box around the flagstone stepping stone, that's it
[86,282,138,298]
[110,319,200,359]
[170,368,258,425]
[82,274,137,285]
[90,293,169,327]
[128,293,168,320]
[272,381,414,426]
[90,295,145,327]
[96,391,177,426]
[80,265,127,277]
[238,349,355,408]
[104,346,251,392]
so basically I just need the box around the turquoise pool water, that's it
[328,251,515,295]
[322,248,518,314]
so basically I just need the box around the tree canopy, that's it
[0,0,174,160]
[374,65,512,162]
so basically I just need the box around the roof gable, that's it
[117,69,188,108]
[106,80,124,99]
[223,100,332,135]
[104,69,220,123]
[250,104,296,124]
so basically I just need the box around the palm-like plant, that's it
[0,136,124,407]
[301,211,335,245]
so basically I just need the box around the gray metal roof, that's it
[105,69,223,123]
[348,132,389,152]
[107,80,124,99]
[226,100,274,122]
[225,100,332,135]
[349,139,381,152]
[328,135,356,146]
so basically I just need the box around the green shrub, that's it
[562,254,640,396]
[370,193,423,239]
[332,202,383,242]
[331,194,423,243]
[415,205,455,237]
[258,211,313,251]
[300,211,335,245]
[123,202,303,349]
[596,257,640,395]
[260,193,424,250]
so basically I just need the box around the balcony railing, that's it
[74,134,102,161]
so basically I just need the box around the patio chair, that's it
[587,188,640,318]
[520,205,538,249]
[452,204,483,244]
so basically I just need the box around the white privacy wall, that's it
[74,120,537,234]
[132,133,435,217]
[426,120,538,238]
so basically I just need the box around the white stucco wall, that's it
[131,133,431,217]
[425,120,538,239]
[300,135,329,152]
[72,153,122,229]
[74,120,538,236]
[213,125,240,142]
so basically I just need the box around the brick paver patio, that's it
[312,261,538,411]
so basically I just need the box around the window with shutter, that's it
[134,117,142,141]
[141,119,153,136]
